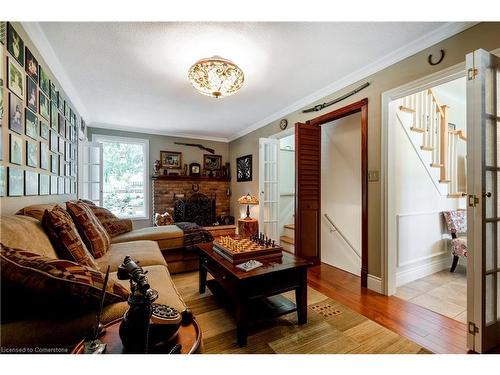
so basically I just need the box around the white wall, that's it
[321,113,362,276]
[394,89,466,286]
[278,134,295,236]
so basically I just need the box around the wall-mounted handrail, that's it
[323,213,361,260]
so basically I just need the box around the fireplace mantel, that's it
[152,175,230,182]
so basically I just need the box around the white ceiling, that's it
[34,22,473,141]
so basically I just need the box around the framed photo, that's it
[189,162,201,176]
[79,119,86,140]
[7,57,24,99]
[50,101,58,130]
[25,47,38,82]
[26,77,37,112]
[39,91,49,120]
[8,167,24,196]
[0,166,6,197]
[39,174,49,195]
[50,175,58,195]
[58,95,64,112]
[59,155,64,176]
[0,87,3,128]
[10,133,22,165]
[50,82,56,102]
[40,121,49,140]
[0,22,5,46]
[25,109,38,140]
[59,118,66,137]
[40,142,49,170]
[236,154,253,182]
[7,23,24,66]
[56,113,63,131]
[0,121,2,160]
[64,101,70,119]
[9,92,23,134]
[39,65,49,95]
[26,140,38,168]
[58,176,64,195]
[203,154,222,171]
[25,170,38,196]
[50,130,58,152]
[160,150,182,169]
[59,138,64,154]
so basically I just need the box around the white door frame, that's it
[381,63,466,296]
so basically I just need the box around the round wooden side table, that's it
[71,318,202,354]
[238,218,258,238]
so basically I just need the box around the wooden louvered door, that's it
[295,122,321,263]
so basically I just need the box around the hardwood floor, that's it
[307,263,468,354]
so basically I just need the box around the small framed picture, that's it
[50,101,58,130]
[59,138,64,154]
[7,57,25,99]
[51,154,58,174]
[58,95,64,112]
[8,167,24,196]
[64,101,70,119]
[40,142,49,170]
[25,47,38,82]
[236,154,253,182]
[25,109,38,140]
[10,133,23,165]
[50,130,58,152]
[9,92,23,134]
[7,23,24,66]
[56,113,64,131]
[25,170,38,196]
[50,82,56,102]
[189,162,201,176]
[39,91,49,120]
[50,175,58,195]
[58,176,64,195]
[0,166,6,197]
[26,77,37,112]
[26,140,38,168]
[203,154,222,171]
[39,174,49,195]
[40,121,49,140]
[160,150,182,169]
[39,65,49,95]
[59,155,64,176]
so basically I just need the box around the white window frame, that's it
[92,134,150,220]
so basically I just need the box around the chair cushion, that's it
[443,210,467,234]
[81,200,133,238]
[451,236,468,258]
[66,201,111,259]
[0,244,129,307]
[111,225,184,250]
[41,205,99,269]
[96,240,167,273]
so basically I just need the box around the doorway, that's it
[295,99,368,287]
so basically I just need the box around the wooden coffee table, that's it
[197,243,312,347]
[71,318,202,354]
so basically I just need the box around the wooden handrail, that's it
[427,89,445,117]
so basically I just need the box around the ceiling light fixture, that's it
[188,56,244,98]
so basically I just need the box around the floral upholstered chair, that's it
[442,210,467,272]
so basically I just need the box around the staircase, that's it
[280,224,295,253]
[397,88,466,198]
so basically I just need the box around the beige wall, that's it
[1,22,82,215]
[87,126,229,228]
[228,22,500,277]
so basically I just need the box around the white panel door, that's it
[78,142,103,206]
[466,49,500,353]
[259,138,280,241]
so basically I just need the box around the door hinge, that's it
[467,68,478,80]
[468,194,479,207]
[468,321,479,335]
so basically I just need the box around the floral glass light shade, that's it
[188,56,244,98]
[238,193,259,220]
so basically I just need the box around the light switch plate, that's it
[368,170,379,182]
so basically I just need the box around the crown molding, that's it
[89,122,230,143]
[21,22,91,121]
[228,22,477,142]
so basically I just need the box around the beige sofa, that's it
[0,212,191,350]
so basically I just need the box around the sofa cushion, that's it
[16,203,57,221]
[0,215,57,259]
[81,200,133,238]
[41,205,99,269]
[111,225,184,250]
[66,201,111,259]
[0,244,130,307]
[96,240,167,273]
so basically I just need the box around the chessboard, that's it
[212,235,283,264]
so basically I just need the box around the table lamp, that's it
[238,193,259,220]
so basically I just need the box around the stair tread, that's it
[410,126,425,133]
[399,105,416,113]
[284,224,295,230]
[280,235,295,245]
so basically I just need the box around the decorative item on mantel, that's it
[237,193,259,238]
[153,160,161,176]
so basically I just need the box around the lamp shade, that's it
[238,193,259,205]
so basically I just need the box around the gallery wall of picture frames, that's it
[0,22,82,198]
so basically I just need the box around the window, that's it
[92,134,149,219]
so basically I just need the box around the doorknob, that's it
[483,192,492,198]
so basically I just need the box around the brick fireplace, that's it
[152,175,231,225]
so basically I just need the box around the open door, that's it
[78,141,103,206]
[295,122,321,263]
[466,49,500,353]
[259,138,280,240]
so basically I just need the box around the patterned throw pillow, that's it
[41,205,99,269]
[81,200,133,238]
[0,244,129,306]
[66,201,111,259]
[154,212,174,226]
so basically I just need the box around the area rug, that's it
[172,272,432,354]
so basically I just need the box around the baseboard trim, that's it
[396,256,450,287]
[367,274,383,294]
